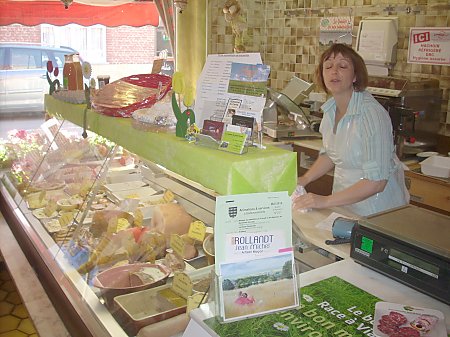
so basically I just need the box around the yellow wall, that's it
[175,0,207,93]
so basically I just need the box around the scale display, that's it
[350,206,450,305]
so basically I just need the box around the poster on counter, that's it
[319,16,354,46]
[195,53,267,132]
[408,27,450,65]
[214,191,299,322]
[205,276,381,336]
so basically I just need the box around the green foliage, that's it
[222,279,235,291]
[281,261,293,279]
[172,94,196,138]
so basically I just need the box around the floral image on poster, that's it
[320,16,354,46]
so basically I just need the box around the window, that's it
[41,24,106,63]
[11,48,42,69]
[53,52,66,69]
[0,48,6,70]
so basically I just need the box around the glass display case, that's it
[0,118,217,337]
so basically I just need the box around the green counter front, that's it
[45,95,297,195]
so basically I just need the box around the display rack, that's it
[0,119,218,337]
[44,95,297,196]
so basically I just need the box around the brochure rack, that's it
[211,192,300,323]
[194,133,249,155]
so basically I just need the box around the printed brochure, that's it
[214,192,298,322]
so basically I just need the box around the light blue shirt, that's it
[319,90,409,216]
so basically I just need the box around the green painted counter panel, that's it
[45,95,297,195]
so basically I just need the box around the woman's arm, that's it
[293,178,387,210]
[297,154,335,187]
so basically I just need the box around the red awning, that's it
[0,1,159,27]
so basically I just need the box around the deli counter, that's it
[0,96,302,337]
[0,97,449,337]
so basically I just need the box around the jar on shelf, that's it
[73,53,83,90]
[63,54,76,90]
[97,75,110,89]
[64,54,84,91]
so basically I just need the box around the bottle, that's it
[63,54,76,90]
[73,53,83,90]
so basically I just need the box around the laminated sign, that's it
[408,27,450,65]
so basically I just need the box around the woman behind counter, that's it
[293,44,409,217]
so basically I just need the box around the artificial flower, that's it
[183,84,195,107]
[172,71,185,94]
[82,61,92,79]
[46,60,53,73]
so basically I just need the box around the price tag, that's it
[163,189,175,203]
[38,190,46,203]
[116,218,131,232]
[188,221,206,242]
[125,194,140,199]
[59,211,74,227]
[171,272,193,299]
[134,209,143,227]
[170,234,186,258]
[79,181,91,197]
[43,200,57,217]
[187,292,207,314]
[107,216,118,233]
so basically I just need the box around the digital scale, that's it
[350,205,450,304]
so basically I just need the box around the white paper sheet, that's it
[195,53,263,128]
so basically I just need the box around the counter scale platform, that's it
[350,205,450,304]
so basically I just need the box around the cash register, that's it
[350,205,450,304]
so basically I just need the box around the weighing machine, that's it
[350,205,450,304]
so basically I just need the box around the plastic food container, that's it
[113,265,213,335]
[420,155,450,178]
[93,263,171,308]
[416,151,438,162]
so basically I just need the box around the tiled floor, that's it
[0,263,39,337]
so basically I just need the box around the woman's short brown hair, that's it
[315,43,368,93]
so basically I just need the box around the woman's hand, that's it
[292,192,329,211]
[292,179,388,212]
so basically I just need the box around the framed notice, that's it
[408,27,450,65]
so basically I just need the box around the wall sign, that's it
[408,27,450,65]
[319,16,354,46]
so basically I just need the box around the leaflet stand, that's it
[209,192,299,325]
[194,134,249,155]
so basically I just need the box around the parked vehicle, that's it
[0,43,79,115]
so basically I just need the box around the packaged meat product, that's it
[162,252,186,272]
[410,314,439,335]
[373,302,446,337]
[390,326,420,337]
[150,203,193,246]
[91,74,172,117]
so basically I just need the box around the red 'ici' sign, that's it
[413,31,430,44]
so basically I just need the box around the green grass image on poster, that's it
[204,276,381,337]
[228,80,267,97]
